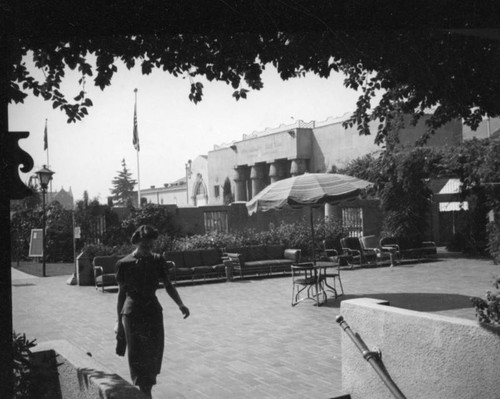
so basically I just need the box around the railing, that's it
[336,315,406,399]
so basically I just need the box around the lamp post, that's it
[35,165,54,277]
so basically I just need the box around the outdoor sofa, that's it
[163,248,228,283]
[224,245,301,278]
[379,237,437,259]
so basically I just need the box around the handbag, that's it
[115,321,126,356]
[115,332,126,356]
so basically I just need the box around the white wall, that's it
[340,298,500,399]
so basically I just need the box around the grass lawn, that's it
[12,261,75,277]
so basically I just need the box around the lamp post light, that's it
[35,165,54,277]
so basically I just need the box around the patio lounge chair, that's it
[360,235,399,266]
[320,238,354,269]
[340,236,378,267]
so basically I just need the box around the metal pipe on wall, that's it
[336,315,406,399]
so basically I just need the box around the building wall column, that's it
[250,164,266,198]
[325,203,334,219]
[232,166,248,202]
[269,162,285,184]
[290,159,307,176]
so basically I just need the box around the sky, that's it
[9,60,363,203]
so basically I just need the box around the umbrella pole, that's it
[310,207,316,265]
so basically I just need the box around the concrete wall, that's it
[311,120,383,172]
[141,185,187,206]
[463,116,500,141]
[397,116,463,147]
[309,115,462,173]
[34,340,147,399]
[207,147,237,205]
[340,298,500,399]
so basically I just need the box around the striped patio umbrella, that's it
[246,173,372,262]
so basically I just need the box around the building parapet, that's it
[314,112,351,128]
[213,118,325,150]
[243,119,315,140]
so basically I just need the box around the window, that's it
[341,207,363,237]
[214,185,220,198]
[204,210,228,233]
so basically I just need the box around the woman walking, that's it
[115,225,190,398]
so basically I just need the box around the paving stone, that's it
[12,254,498,398]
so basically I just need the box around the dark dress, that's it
[116,252,168,386]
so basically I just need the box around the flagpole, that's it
[44,118,52,195]
[45,119,49,167]
[136,144,141,208]
[134,88,141,208]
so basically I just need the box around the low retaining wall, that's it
[340,298,500,399]
[34,340,147,399]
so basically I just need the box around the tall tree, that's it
[110,159,137,207]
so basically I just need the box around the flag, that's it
[133,99,140,151]
[43,120,48,151]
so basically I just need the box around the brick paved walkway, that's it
[12,254,499,399]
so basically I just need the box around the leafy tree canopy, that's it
[341,138,499,250]
[2,2,500,144]
[121,203,179,238]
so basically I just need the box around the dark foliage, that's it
[83,218,347,261]
[3,3,500,143]
[10,201,74,262]
[120,203,181,240]
[12,332,36,398]
[342,139,500,255]
[470,276,500,324]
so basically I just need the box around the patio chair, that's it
[340,236,377,267]
[378,236,401,254]
[291,263,324,306]
[320,238,354,269]
[93,255,120,293]
[360,235,399,266]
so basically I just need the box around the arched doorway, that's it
[192,174,208,206]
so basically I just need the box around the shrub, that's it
[13,332,37,398]
[80,243,134,260]
[81,219,347,260]
[267,217,347,259]
[487,222,500,264]
[10,202,75,262]
[164,231,253,252]
[470,276,500,325]
[121,204,180,238]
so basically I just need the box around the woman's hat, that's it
[130,225,159,244]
